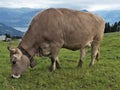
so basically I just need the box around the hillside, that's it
[0,23,24,37]
[0,8,120,30]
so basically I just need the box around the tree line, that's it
[105,21,120,33]
[5,33,22,39]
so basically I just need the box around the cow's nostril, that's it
[12,61,16,64]
[11,75,15,79]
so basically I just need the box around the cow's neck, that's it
[18,36,38,57]
[18,43,37,57]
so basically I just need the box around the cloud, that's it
[0,0,63,8]
[0,0,120,11]
[89,4,120,11]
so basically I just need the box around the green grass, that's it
[0,32,120,90]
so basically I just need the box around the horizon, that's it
[0,7,120,12]
[0,0,120,11]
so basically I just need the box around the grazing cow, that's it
[8,8,105,79]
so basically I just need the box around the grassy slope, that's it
[0,32,120,90]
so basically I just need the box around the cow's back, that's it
[57,8,105,49]
[28,8,105,49]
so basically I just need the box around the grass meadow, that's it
[0,32,120,90]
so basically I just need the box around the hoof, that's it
[30,60,37,68]
[49,67,55,72]
[56,65,61,69]
[77,60,83,68]
[89,63,94,67]
[77,65,82,68]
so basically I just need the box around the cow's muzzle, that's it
[11,74,21,79]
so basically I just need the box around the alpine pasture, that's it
[0,32,120,90]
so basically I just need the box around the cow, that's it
[8,8,105,79]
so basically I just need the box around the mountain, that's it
[0,8,120,31]
[0,23,24,37]
[94,10,120,25]
[0,8,43,28]
[81,9,88,12]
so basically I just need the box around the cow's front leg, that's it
[50,56,61,71]
[49,44,61,72]
[50,57,56,72]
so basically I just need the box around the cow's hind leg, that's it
[78,48,86,68]
[95,48,100,61]
[56,57,61,69]
[89,41,100,67]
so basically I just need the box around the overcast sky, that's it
[0,0,120,11]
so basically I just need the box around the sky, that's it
[0,0,120,11]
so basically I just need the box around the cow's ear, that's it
[30,58,36,68]
[7,46,16,53]
[7,41,15,52]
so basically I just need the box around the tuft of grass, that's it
[0,32,120,90]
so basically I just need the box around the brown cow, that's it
[8,8,105,79]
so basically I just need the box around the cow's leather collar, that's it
[18,46,35,68]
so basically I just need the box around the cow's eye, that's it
[12,61,16,65]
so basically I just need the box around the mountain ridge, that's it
[0,22,24,37]
[0,8,120,32]
[94,10,120,25]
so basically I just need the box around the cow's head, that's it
[7,46,35,79]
